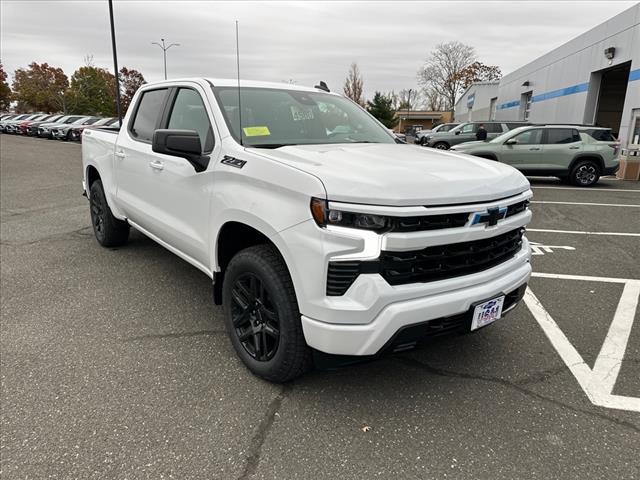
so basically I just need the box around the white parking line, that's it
[530,201,640,207]
[525,275,640,413]
[527,228,640,237]
[531,186,640,193]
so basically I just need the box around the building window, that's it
[521,91,533,121]
[489,97,497,120]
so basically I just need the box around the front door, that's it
[499,128,545,168]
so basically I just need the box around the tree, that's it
[397,88,421,110]
[453,61,502,90]
[66,66,117,116]
[366,92,398,129]
[119,67,146,113]
[343,62,365,107]
[0,63,11,111]
[417,41,476,112]
[423,87,446,111]
[11,62,68,112]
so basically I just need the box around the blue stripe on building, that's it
[531,82,589,102]
[497,70,639,110]
[497,100,520,110]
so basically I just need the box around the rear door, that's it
[485,122,504,140]
[114,87,171,232]
[543,128,582,173]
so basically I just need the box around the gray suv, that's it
[423,121,529,149]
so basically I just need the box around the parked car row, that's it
[0,113,119,141]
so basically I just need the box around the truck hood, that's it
[250,143,529,206]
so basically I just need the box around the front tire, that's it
[570,160,600,187]
[433,142,449,150]
[222,245,312,383]
[89,180,129,247]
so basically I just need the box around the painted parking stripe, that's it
[531,272,635,284]
[531,186,640,193]
[525,275,640,413]
[527,228,640,237]
[530,201,640,207]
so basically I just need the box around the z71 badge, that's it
[221,156,247,169]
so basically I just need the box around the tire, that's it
[570,159,600,187]
[89,180,129,247]
[433,142,449,150]
[222,244,312,382]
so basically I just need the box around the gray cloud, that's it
[1,0,636,99]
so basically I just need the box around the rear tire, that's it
[89,180,129,247]
[433,142,449,150]
[222,244,312,383]
[570,159,600,187]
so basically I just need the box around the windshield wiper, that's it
[248,143,293,149]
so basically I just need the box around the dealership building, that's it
[457,3,639,150]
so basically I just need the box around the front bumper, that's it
[301,250,530,356]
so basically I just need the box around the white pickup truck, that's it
[82,78,532,382]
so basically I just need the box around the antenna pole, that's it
[235,20,243,146]
[108,0,123,124]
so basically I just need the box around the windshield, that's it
[489,126,529,143]
[446,123,467,134]
[213,86,395,147]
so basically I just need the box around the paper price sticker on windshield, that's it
[290,105,314,122]
[243,126,271,137]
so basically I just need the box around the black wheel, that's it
[89,180,129,247]
[433,142,449,150]
[570,160,600,187]
[222,245,312,382]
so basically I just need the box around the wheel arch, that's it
[569,154,605,173]
[472,152,498,161]
[213,219,296,306]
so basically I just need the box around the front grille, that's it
[388,212,470,232]
[379,228,524,285]
[505,200,529,218]
[326,228,524,295]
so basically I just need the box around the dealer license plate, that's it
[471,296,505,331]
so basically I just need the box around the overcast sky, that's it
[1,1,637,99]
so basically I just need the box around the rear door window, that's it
[130,88,169,142]
[546,128,580,144]
[485,123,503,133]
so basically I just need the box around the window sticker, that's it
[290,105,314,122]
[243,126,271,137]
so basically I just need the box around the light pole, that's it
[152,38,180,80]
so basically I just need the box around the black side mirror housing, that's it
[152,129,210,172]
[455,130,461,135]
[505,138,518,145]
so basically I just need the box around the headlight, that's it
[311,198,389,232]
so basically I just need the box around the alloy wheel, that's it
[231,273,280,361]
[575,164,597,185]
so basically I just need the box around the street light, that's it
[152,38,180,80]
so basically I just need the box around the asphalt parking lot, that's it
[1,134,639,479]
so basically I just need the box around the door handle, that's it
[569,146,580,149]
[115,151,126,158]
[149,160,164,171]
[529,147,541,151]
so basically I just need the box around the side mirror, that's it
[455,130,461,135]
[505,138,518,145]
[152,129,210,172]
